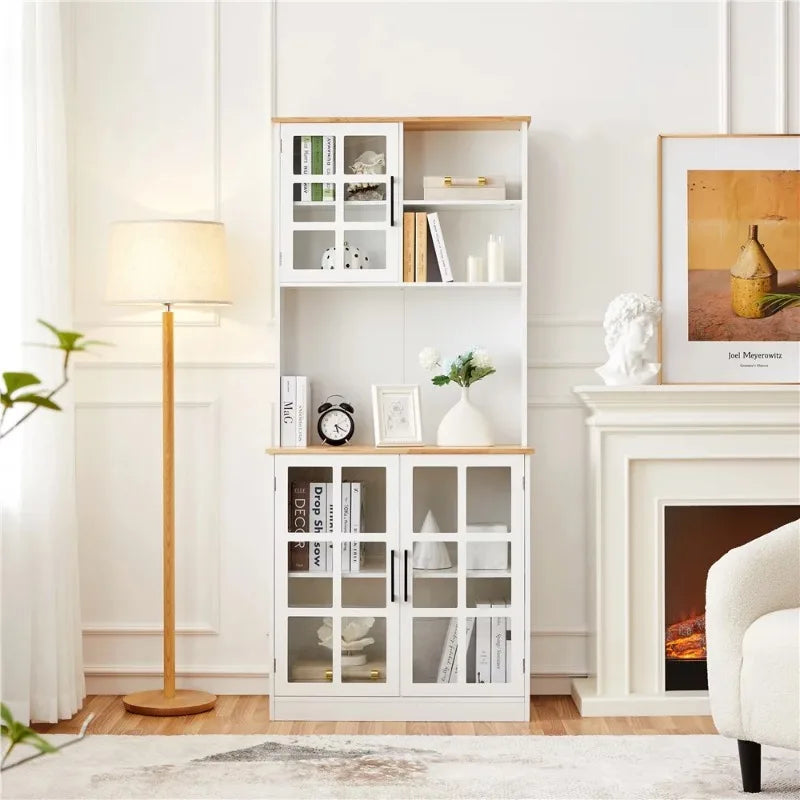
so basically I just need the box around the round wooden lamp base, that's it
[122,689,216,717]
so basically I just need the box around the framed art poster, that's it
[659,135,799,383]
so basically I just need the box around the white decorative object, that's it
[372,384,423,446]
[486,234,504,282]
[317,617,375,667]
[413,541,452,571]
[320,241,366,270]
[466,525,509,570]
[414,511,451,570]
[595,293,662,386]
[419,346,496,447]
[350,150,385,175]
[467,255,485,283]
[466,542,509,570]
[420,509,441,534]
[436,386,493,446]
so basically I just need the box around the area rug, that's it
[2,734,798,799]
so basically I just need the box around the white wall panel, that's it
[73,1,218,327]
[730,1,781,131]
[76,402,220,633]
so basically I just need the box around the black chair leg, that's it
[738,739,761,793]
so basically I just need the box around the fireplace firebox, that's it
[664,504,799,692]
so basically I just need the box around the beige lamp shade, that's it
[107,220,231,305]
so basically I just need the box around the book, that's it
[280,376,296,447]
[341,482,351,573]
[414,212,427,283]
[426,212,454,282]
[403,211,415,282]
[309,483,327,571]
[491,603,508,683]
[326,482,334,571]
[288,481,309,571]
[322,135,335,202]
[300,136,311,201]
[311,136,323,201]
[350,482,362,572]
[449,616,476,683]
[436,618,458,683]
[475,603,492,684]
[295,376,309,447]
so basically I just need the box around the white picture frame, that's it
[371,385,423,446]
[659,134,799,384]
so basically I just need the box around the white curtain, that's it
[0,0,85,724]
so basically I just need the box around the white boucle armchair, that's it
[706,518,800,793]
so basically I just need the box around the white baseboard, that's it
[84,666,270,696]
[86,669,581,699]
[531,675,581,695]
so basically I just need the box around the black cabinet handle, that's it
[389,175,395,226]
[390,549,396,602]
[403,549,409,602]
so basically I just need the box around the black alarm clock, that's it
[317,395,355,446]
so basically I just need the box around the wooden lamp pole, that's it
[121,307,216,716]
[107,221,229,717]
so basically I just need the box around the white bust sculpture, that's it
[596,293,662,386]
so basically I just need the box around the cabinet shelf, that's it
[293,200,386,207]
[279,281,522,289]
[289,570,386,579]
[268,445,534,455]
[414,568,513,579]
[403,199,522,211]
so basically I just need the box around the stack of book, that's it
[436,602,510,684]
[402,211,453,283]
[280,376,309,447]
[294,135,334,202]
[288,481,366,573]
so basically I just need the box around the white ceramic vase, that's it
[436,385,493,447]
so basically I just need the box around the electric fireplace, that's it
[663,504,799,691]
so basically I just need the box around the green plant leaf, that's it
[432,375,451,386]
[2,372,41,395]
[13,393,61,411]
[0,704,13,728]
[37,320,83,353]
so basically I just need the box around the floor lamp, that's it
[107,220,231,716]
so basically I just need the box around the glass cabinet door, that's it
[274,456,399,696]
[400,457,525,696]
[279,123,401,284]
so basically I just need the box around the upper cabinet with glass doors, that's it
[279,123,401,284]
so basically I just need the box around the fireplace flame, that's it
[665,613,706,660]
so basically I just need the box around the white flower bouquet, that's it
[418,346,495,388]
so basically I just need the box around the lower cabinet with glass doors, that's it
[269,449,531,721]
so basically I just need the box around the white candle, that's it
[467,255,485,282]
[487,234,504,282]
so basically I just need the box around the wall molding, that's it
[776,0,788,133]
[76,399,222,635]
[528,361,597,370]
[75,361,276,371]
[84,664,269,678]
[528,316,602,328]
[719,0,731,133]
[528,397,583,409]
[83,624,217,636]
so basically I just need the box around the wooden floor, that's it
[33,695,717,736]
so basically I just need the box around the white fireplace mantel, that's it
[571,384,799,717]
